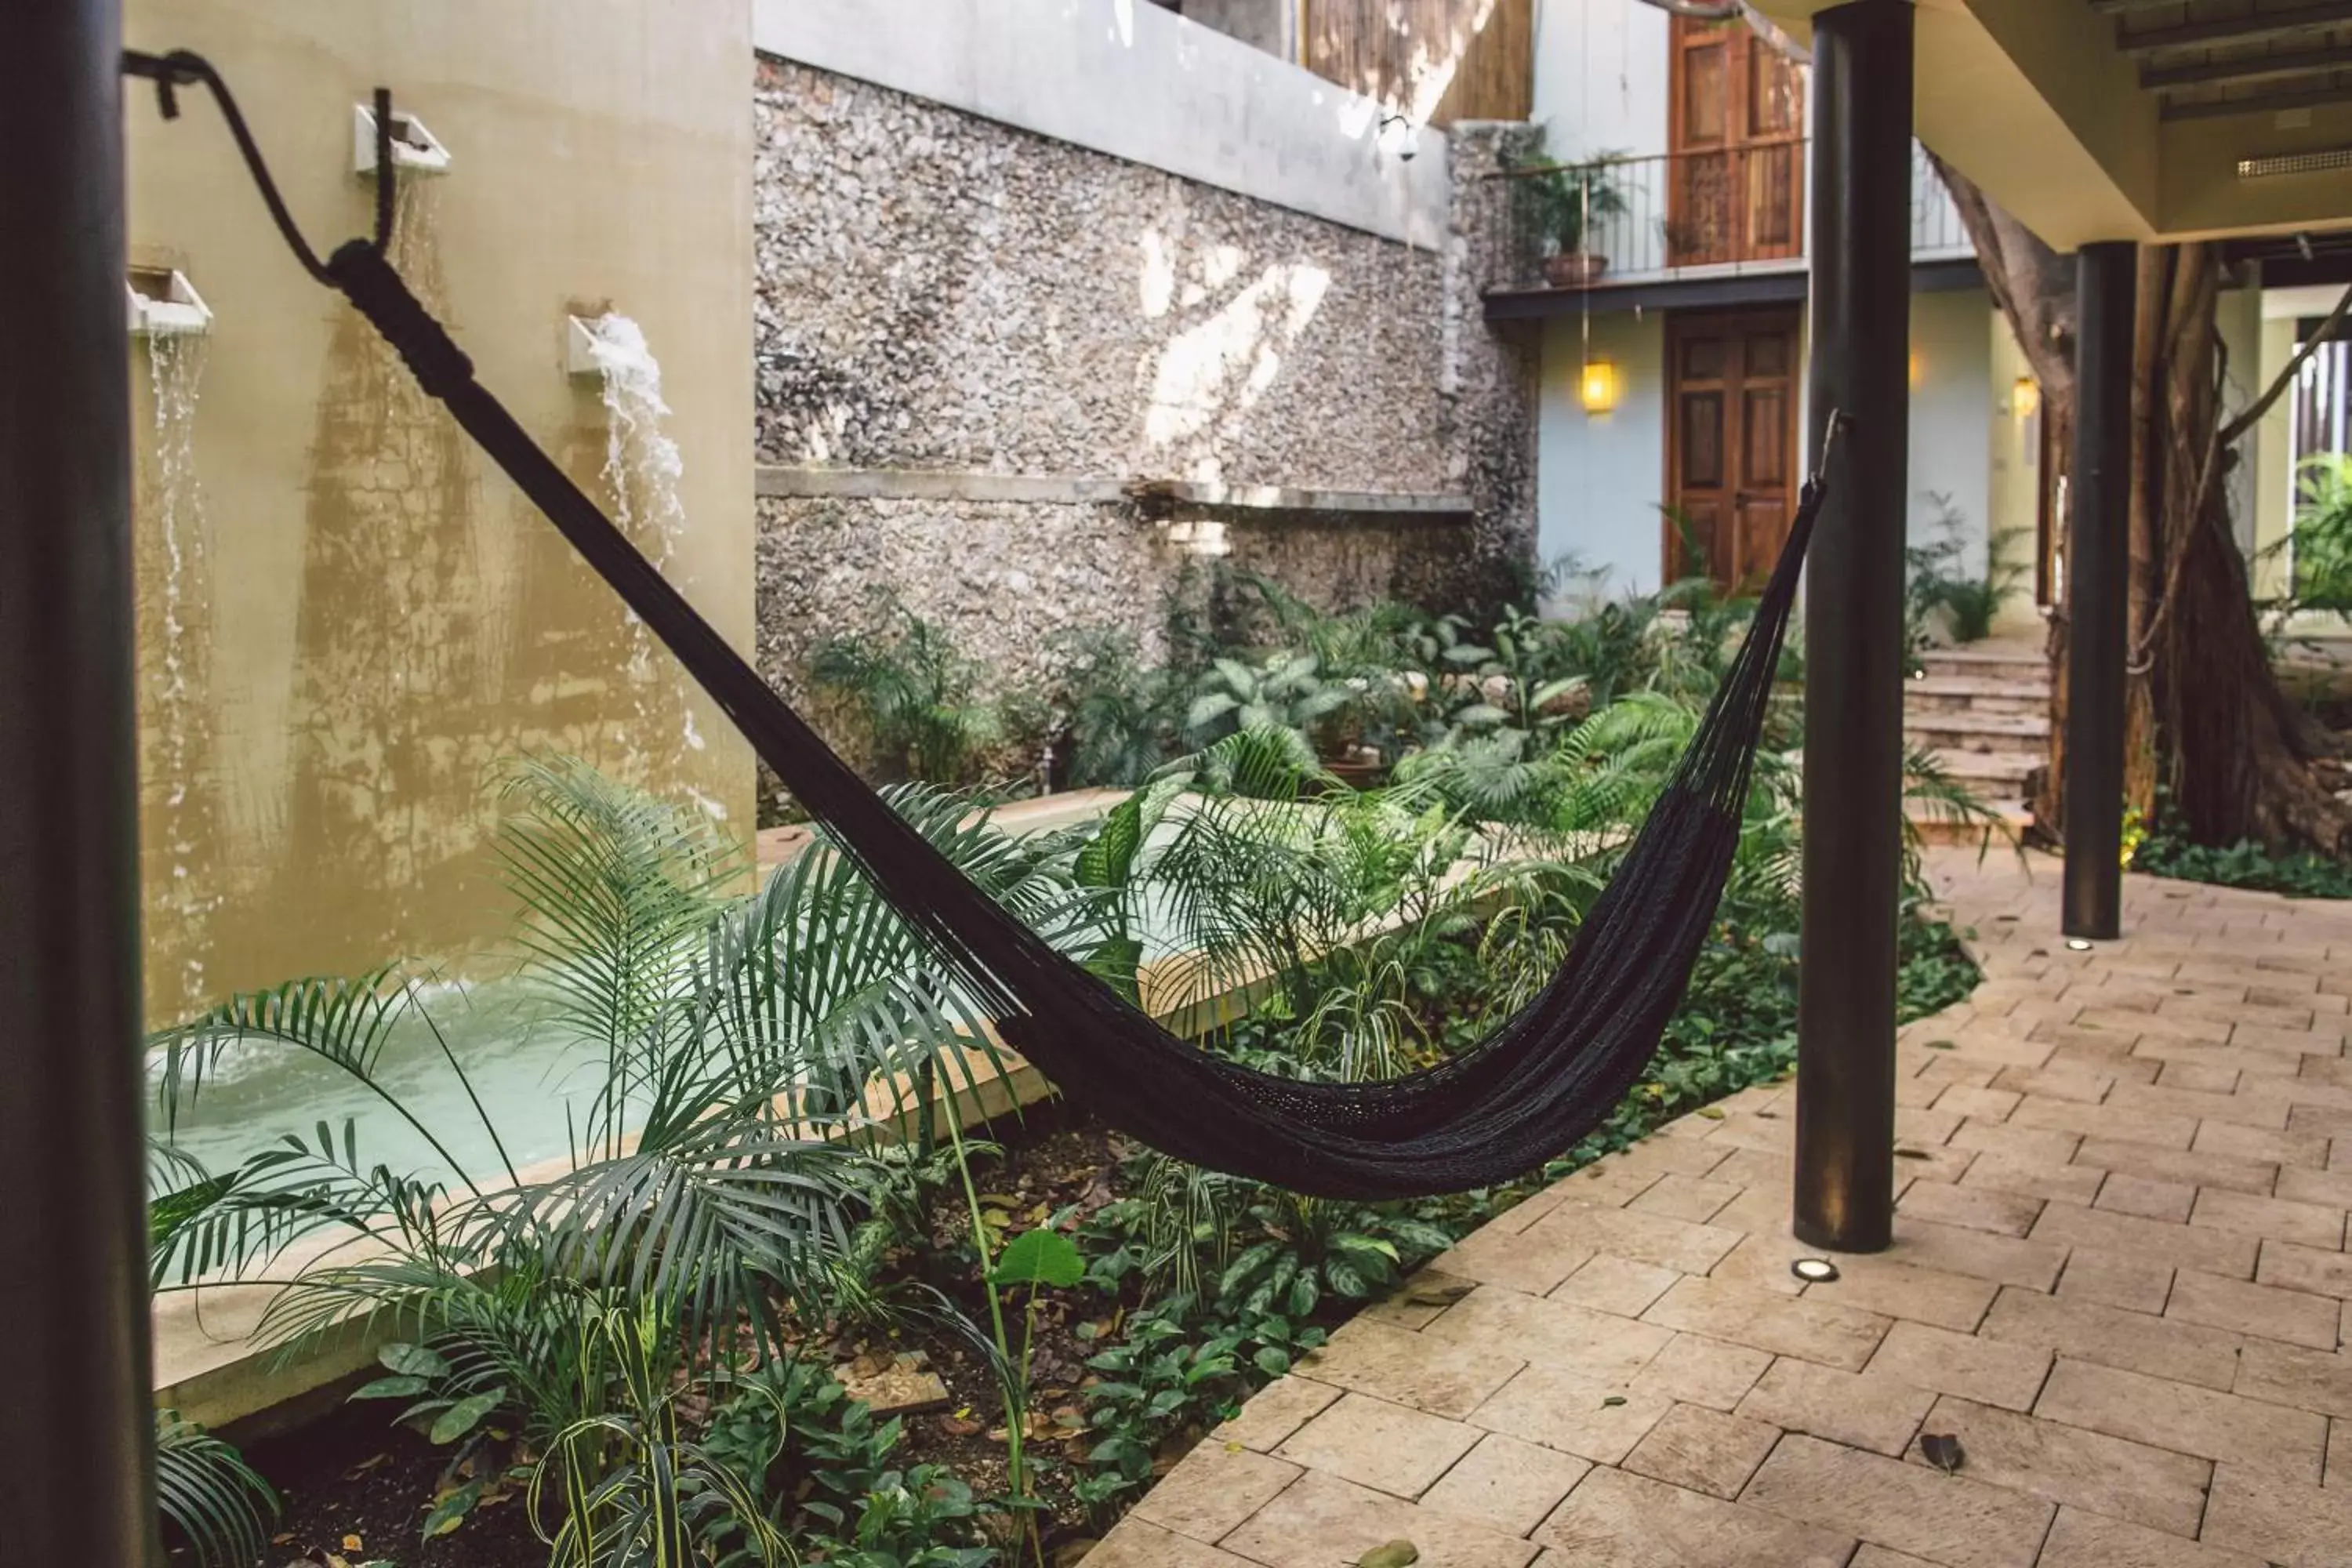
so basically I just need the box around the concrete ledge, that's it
[750,0,1448,248]
[755,465,1475,520]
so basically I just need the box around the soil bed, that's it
[223,1109,1162,1567]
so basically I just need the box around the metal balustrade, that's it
[1483,138,1971,294]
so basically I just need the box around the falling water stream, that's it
[574,313,722,817]
[143,331,223,1016]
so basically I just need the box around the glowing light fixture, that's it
[2065,938,2094,952]
[1580,359,1621,414]
[2013,376,2042,419]
[1791,1258,1841,1284]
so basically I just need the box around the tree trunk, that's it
[1931,158,2352,855]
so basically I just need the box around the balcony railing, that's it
[1483,140,1972,294]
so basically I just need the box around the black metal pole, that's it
[0,2,156,1563]
[2063,242,2136,942]
[1794,0,1913,1254]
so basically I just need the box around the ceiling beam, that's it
[2089,0,2193,13]
[2122,2,2352,56]
[2144,40,2352,89]
[2160,78,2352,118]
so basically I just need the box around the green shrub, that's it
[813,600,1004,784]
[2134,828,2352,899]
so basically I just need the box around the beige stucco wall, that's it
[124,0,754,1024]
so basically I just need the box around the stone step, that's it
[1916,644,2048,684]
[1906,674,2049,716]
[1911,804,2034,845]
[1922,746,2036,783]
[1903,710,2050,753]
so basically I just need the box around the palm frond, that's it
[156,1410,278,1568]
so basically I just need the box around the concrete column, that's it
[0,4,158,1559]
[2063,242,2138,942]
[1793,0,1914,1254]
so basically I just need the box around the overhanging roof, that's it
[1748,0,2352,249]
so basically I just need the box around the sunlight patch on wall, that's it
[1139,229,1176,318]
[1142,260,1332,460]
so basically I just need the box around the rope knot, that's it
[325,239,474,400]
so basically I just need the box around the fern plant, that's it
[812,601,1003,783]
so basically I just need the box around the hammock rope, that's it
[125,50,1833,1200]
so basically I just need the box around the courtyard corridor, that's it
[1088,847,2352,1568]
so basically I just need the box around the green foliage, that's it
[992,1226,1086,1288]
[2278,452,2352,619]
[147,764,1120,1562]
[1504,149,1630,257]
[156,1410,280,1568]
[702,1358,994,1565]
[1048,626,1184,789]
[1906,500,2028,649]
[528,1301,790,1567]
[2134,826,2352,899]
[1067,1301,1323,1525]
[819,1468,997,1568]
[814,598,1004,783]
[1184,651,1354,753]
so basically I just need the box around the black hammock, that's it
[129,53,1825,1201]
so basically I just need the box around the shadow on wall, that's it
[133,185,731,1022]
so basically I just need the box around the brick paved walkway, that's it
[1087,847,2352,1568]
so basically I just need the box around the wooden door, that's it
[1668,17,1805,267]
[1666,309,1800,593]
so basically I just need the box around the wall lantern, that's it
[1580,359,1621,414]
[2012,376,2042,419]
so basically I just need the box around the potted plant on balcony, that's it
[1512,153,1629,288]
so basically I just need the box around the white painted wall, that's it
[1531,0,1670,162]
[1536,289,2003,603]
[1908,288,1994,564]
[1986,305,2045,630]
[1537,312,1667,599]
[751,0,1449,248]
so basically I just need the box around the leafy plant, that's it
[1049,626,1183,789]
[1184,651,1352,753]
[821,1467,996,1568]
[156,1410,280,1568]
[2277,451,2352,619]
[528,1301,789,1567]
[1070,1308,1244,1521]
[147,764,1115,1561]
[1906,500,2027,648]
[2133,826,2352,899]
[813,600,1004,784]
[1507,150,1630,258]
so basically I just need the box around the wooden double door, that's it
[1669,16,1806,267]
[1665,308,1801,595]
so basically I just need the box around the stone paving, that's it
[1086,847,2352,1568]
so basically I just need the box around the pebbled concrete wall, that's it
[749,53,1537,802]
